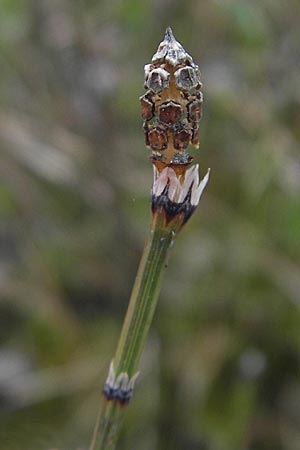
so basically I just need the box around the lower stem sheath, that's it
[89,211,176,450]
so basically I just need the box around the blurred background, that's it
[1,1,300,449]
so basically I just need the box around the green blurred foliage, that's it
[0,0,300,449]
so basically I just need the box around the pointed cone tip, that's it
[164,26,175,41]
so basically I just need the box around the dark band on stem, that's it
[151,183,196,225]
[102,382,133,406]
[101,362,139,406]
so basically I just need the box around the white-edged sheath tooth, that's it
[177,164,198,203]
[191,168,210,206]
[106,361,116,385]
[152,167,169,196]
[167,169,180,202]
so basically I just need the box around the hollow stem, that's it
[89,210,179,450]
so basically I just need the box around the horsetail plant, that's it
[89,27,210,450]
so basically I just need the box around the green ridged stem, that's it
[89,210,180,450]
